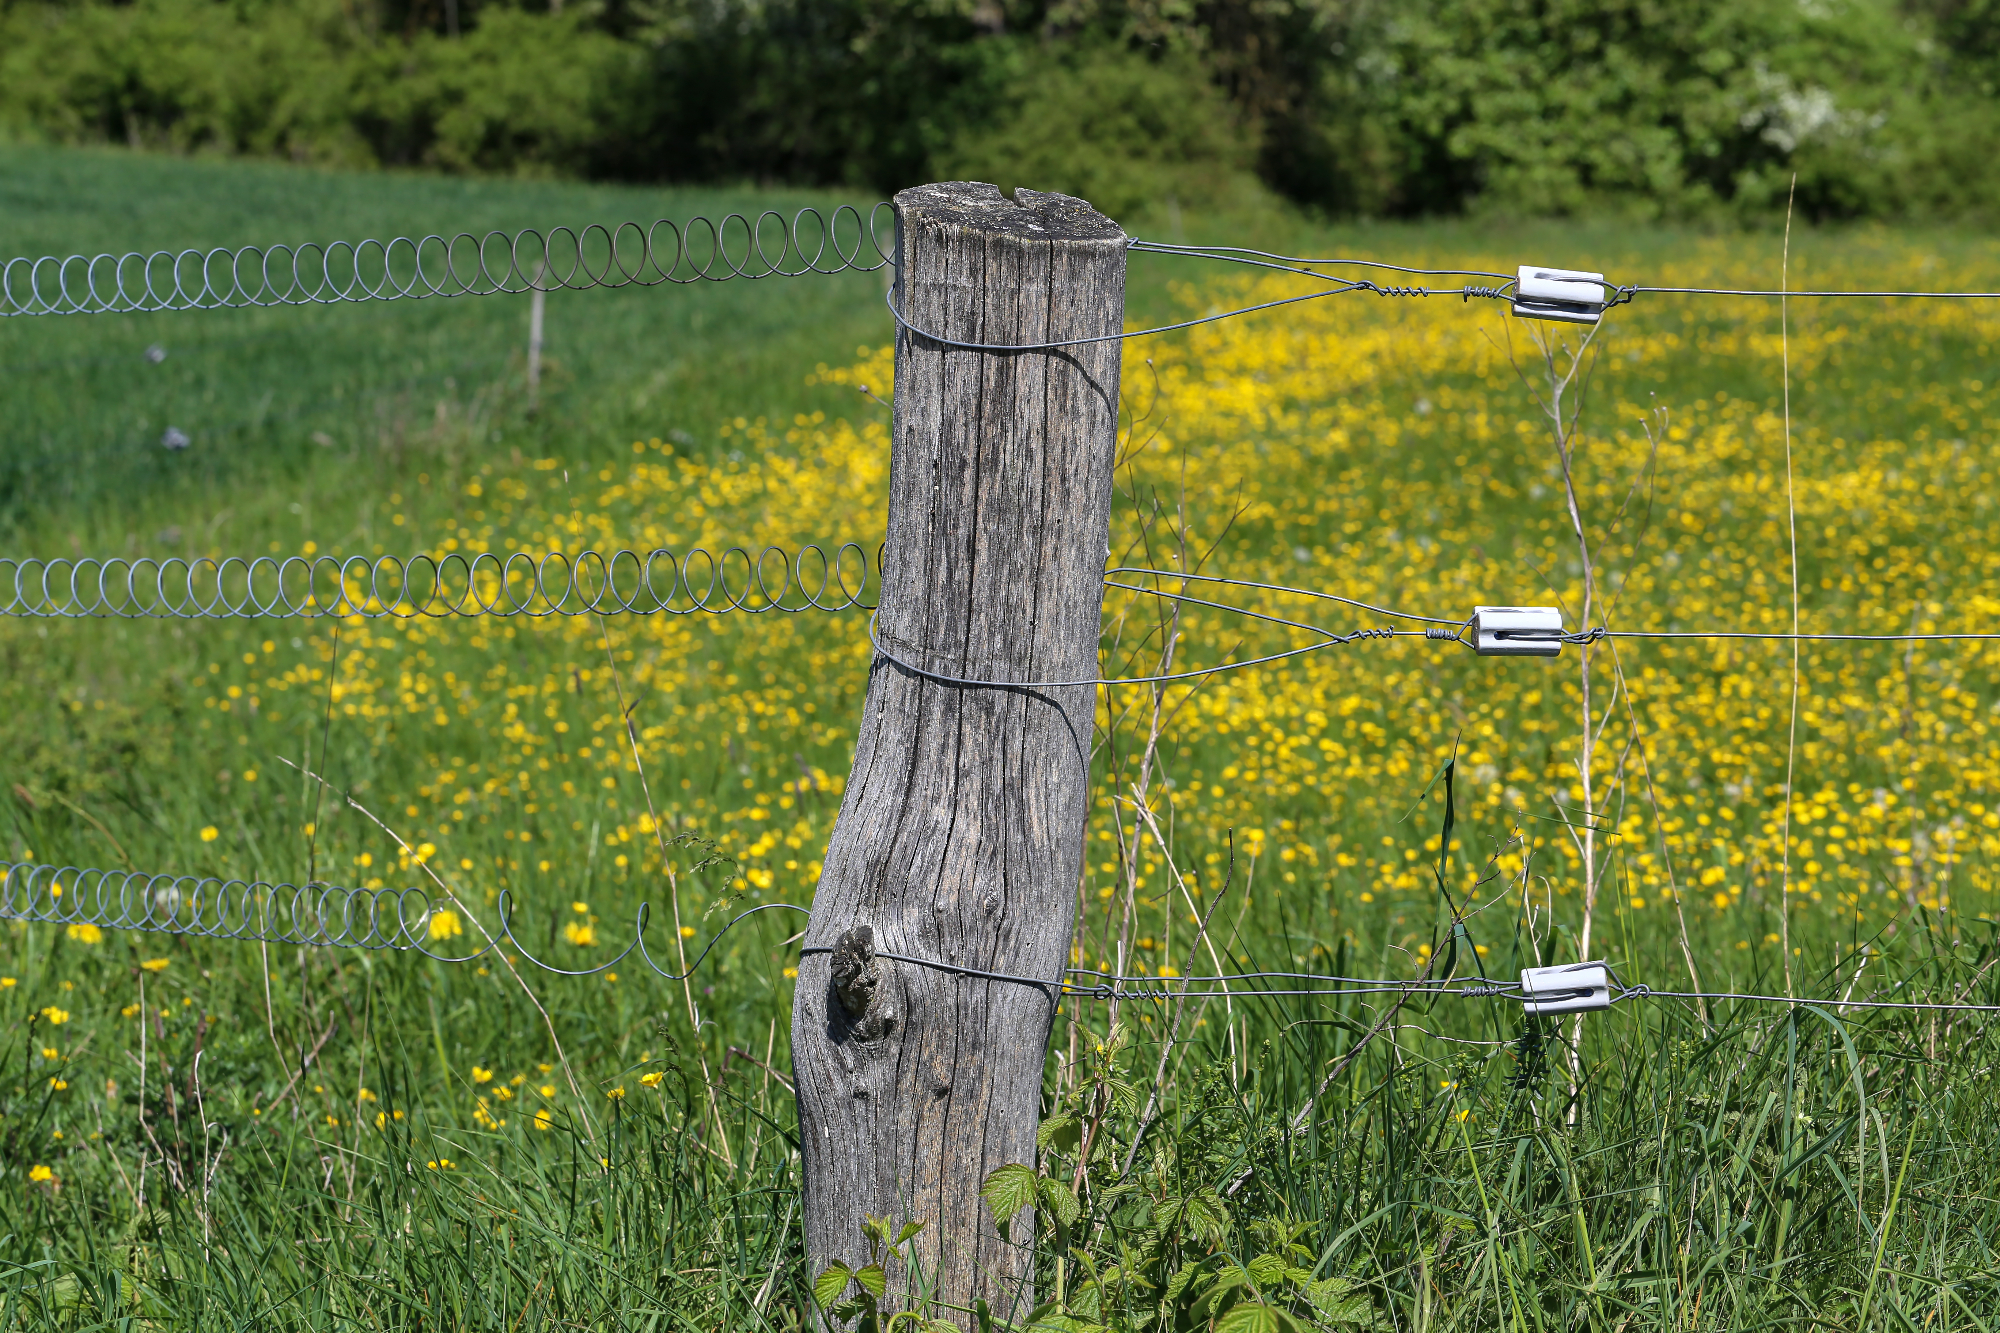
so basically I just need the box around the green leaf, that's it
[1190,1268,1250,1319]
[893,1219,926,1246]
[855,1263,888,1298]
[980,1163,1040,1225]
[1037,1111,1081,1153]
[1215,1303,1299,1333]
[862,1214,894,1246]
[975,1297,993,1333]
[813,1264,853,1309]
[1305,1276,1379,1326]
[1039,1176,1082,1228]
[1182,1189,1232,1246]
[1246,1253,1287,1288]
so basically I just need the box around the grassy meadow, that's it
[3,144,2000,1328]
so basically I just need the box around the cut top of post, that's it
[893,182,1125,245]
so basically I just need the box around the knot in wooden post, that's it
[791,181,1126,1325]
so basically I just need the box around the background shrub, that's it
[1,0,1996,222]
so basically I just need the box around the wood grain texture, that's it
[791,181,1126,1324]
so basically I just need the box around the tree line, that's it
[2,0,1996,221]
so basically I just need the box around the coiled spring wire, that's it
[1,205,893,319]
[0,543,877,620]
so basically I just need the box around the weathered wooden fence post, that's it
[791,182,1126,1323]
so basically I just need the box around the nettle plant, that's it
[973,1026,1381,1333]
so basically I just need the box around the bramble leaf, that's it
[1039,1176,1082,1228]
[1037,1111,1081,1153]
[812,1264,853,1309]
[980,1164,1040,1225]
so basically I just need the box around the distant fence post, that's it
[791,182,1126,1323]
[526,260,547,410]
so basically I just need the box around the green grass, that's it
[3,145,2000,1329]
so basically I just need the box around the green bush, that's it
[0,0,636,175]
[0,0,1996,219]
[939,46,1268,222]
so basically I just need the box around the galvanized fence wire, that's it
[0,543,878,620]
[12,859,1998,1016]
[1131,240,2000,305]
[1,205,894,318]
[13,206,2000,324]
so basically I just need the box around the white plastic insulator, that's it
[1513,265,1606,325]
[1473,605,1564,657]
[1520,962,1611,1017]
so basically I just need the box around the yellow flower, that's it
[426,1159,455,1170]
[679,926,696,939]
[48,1078,67,1091]
[640,1071,666,1089]
[539,1084,557,1098]
[140,958,170,972]
[27,1165,52,1183]
[533,1108,554,1132]
[121,1004,141,1018]
[471,1066,494,1084]
[199,826,219,842]
[427,909,463,941]
[375,1112,387,1130]
[65,923,102,944]
[39,1007,68,1025]
[0,978,13,988]
[356,1087,377,1102]
[605,1087,626,1100]
[40,1047,57,1060]
[571,901,589,914]
[563,921,597,947]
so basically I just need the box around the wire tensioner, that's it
[1512,266,1607,325]
[1520,961,1611,1016]
[1472,605,1564,657]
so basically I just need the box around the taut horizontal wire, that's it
[16,545,1992,660]
[866,613,1407,689]
[1627,285,2000,300]
[0,544,877,619]
[1127,240,1514,282]
[1109,567,1461,626]
[883,275,1499,353]
[11,859,1999,1014]
[1567,627,2000,645]
[2,205,894,318]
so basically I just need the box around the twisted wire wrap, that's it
[1,206,894,318]
[0,543,877,620]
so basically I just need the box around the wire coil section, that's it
[1,860,462,956]
[0,543,878,620]
[1,205,894,319]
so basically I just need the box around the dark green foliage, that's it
[3,0,1999,219]
[939,46,1265,221]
